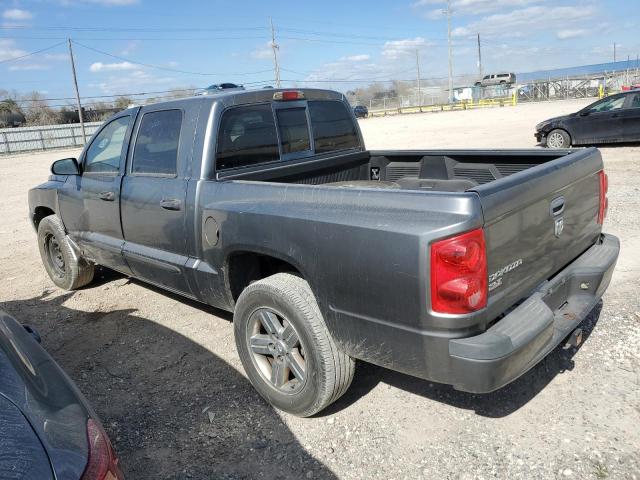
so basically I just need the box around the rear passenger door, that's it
[621,92,640,141]
[120,103,197,295]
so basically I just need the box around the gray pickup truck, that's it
[29,88,619,416]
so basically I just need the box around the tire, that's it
[546,129,571,149]
[234,273,355,417]
[37,215,95,290]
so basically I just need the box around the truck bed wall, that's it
[223,149,574,190]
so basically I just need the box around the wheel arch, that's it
[32,206,56,230]
[225,249,310,306]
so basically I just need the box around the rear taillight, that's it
[430,228,488,314]
[80,419,124,480]
[597,170,608,225]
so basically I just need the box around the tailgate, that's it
[471,148,603,318]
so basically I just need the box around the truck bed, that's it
[216,148,577,192]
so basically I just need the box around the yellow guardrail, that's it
[368,94,517,118]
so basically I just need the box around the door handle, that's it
[160,198,182,211]
[611,113,620,118]
[99,191,115,201]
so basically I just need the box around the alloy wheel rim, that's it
[548,132,564,148]
[246,308,307,394]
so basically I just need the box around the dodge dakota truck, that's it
[29,88,619,416]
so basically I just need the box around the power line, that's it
[0,25,269,32]
[0,40,66,64]
[71,41,274,76]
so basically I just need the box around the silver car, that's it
[476,73,516,87]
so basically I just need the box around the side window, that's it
[309,101,359,153]
[590,96,626,113]
[629,94,640,109]
[276,108,311,154]
[84,116,130,174]
[216,104,279,171]
[132,110,182,175]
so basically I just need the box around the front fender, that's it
[28,180,64,231]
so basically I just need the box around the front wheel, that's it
[546,129,571,149]
[234,273,355,417]
[37,215,94,290]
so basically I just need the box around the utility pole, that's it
[67,38,86,143]
[476,33,482,80]
[415,49,421,108]
[613,42,617,63]
[446,0,453,103]
[269,17,281,88]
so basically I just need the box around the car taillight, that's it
[273,90,305,101]
[597,170,608,225]
[430,228,488,314]
[80,419,124,480]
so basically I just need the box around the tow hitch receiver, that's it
[564,328,583,349]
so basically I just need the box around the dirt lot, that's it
[1,99,639,479]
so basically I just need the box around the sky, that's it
[0,0,638,107]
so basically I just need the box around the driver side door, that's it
[571,95,625,144]
[58,112,137,273]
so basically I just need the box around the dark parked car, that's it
[0,310,124,479]
[353,105,368,118]
[536,90,640,148]
[200,83,245,95]
[30,88,618,416]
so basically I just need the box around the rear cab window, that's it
[215,98,360,172]
[132,109,182,175]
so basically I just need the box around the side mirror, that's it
[579,111,590,117]
[51,158,80,175]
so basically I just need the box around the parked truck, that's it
[29,88,619,416]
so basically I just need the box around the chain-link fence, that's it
[0,122,102,155]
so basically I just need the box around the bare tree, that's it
[21,91,59,126]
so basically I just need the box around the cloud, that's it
[0,39,26,62]
[2,8,33,20]
[58,0,138,6]
[251,41,273,60]
[556,29,587,40]
[451,5,597,38]
[341,54,370,62]
[43,53,68,61]
[9,63,49,71]
[89,69,175,95]
[382,37,429,59]
[89,61,140,72]
[415,0,538,17]
[119,41,140,56]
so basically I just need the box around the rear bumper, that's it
[448,233,619,393]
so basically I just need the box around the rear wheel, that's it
[234,273,355,417]
[547,129,571,149]
[37,215,94,290]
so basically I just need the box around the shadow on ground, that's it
[325,303,603,418]
[0,291,337,480]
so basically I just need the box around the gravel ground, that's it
[1,99,639,480]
